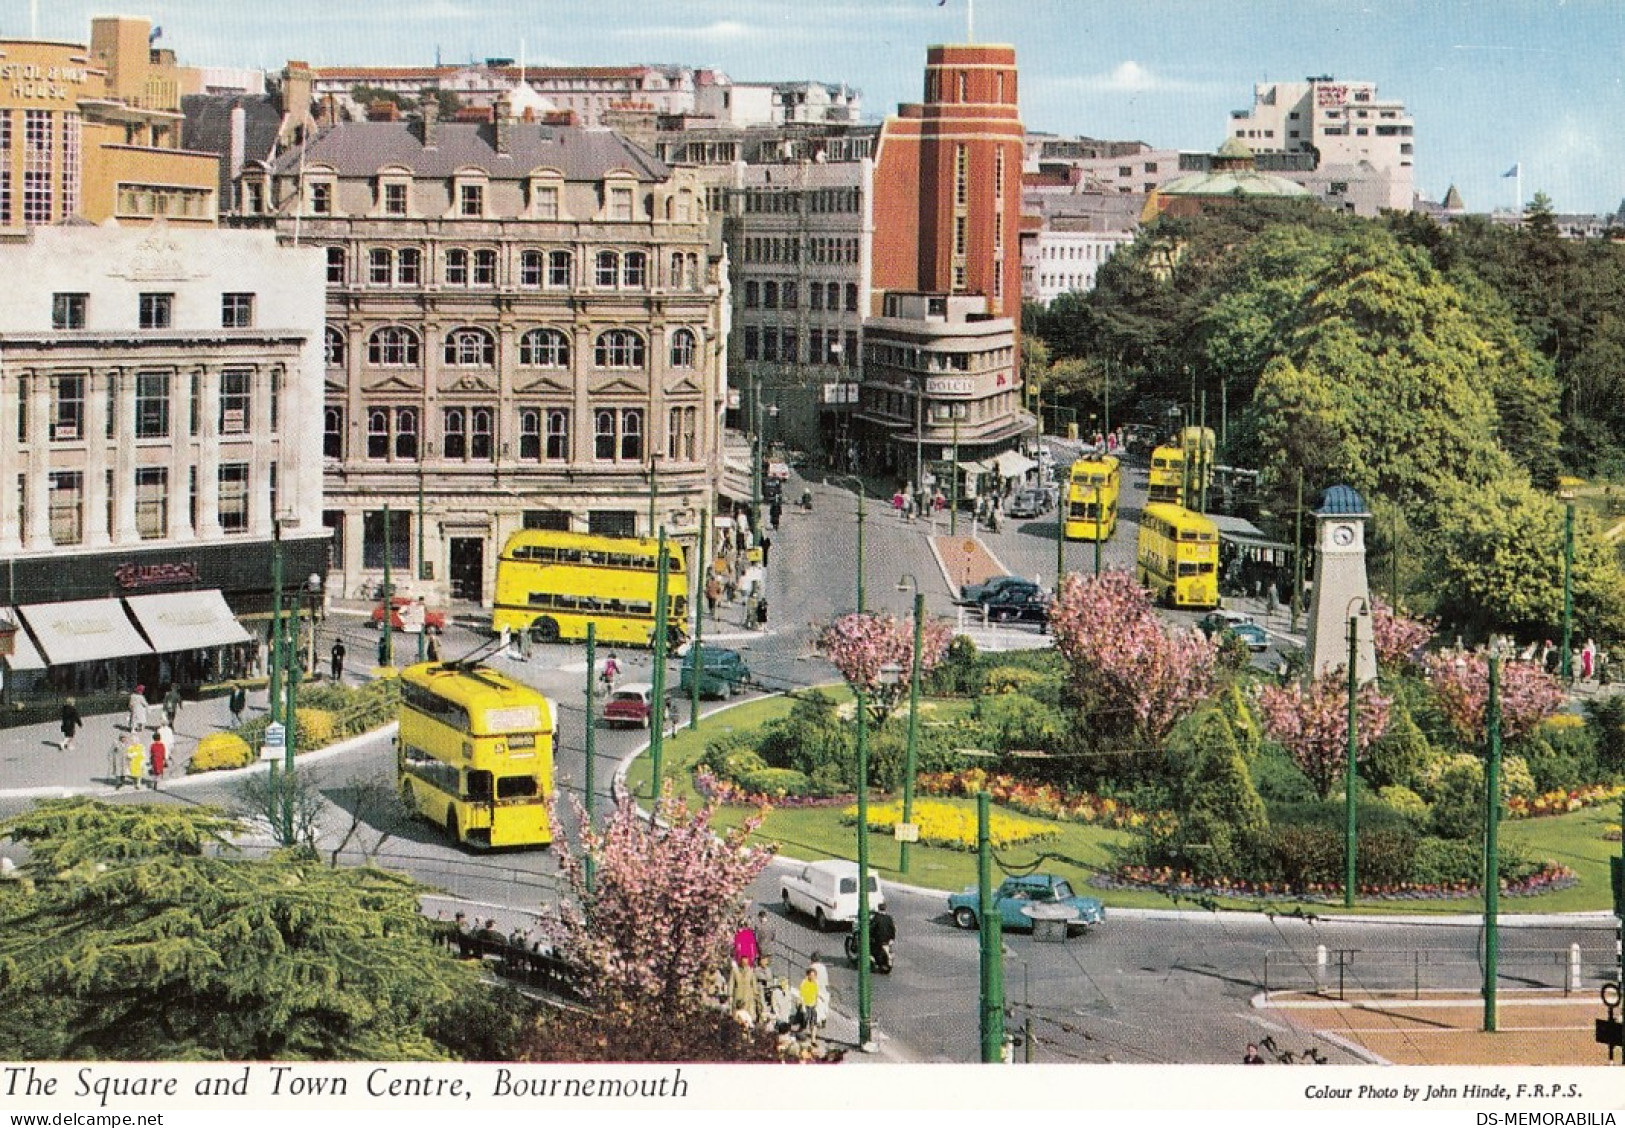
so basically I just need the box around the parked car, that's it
[979,588,1052,626]
[370,597,446,633]
[602,682,656,728]
[1197,609,1269,651]
[679,645,751,699]
[1008,489,1048,519]
[781,859,886,931]
[958,575,1040,606]
[947,873,1105,932]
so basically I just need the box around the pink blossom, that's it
[1256,673,1392,799]
[548,789,775,1010]
[1370,599,1435,670]
[818,610,953,722]
[1047,570,1219,744]
[1424,651,1566,744]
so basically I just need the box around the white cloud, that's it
[1030,60,1221,97]
[612,20,758,43]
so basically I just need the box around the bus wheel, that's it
[446,810,460,843]
[529,617,560,645]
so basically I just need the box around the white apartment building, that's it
[1022,225,1133,305]
[1229,76,1414,211]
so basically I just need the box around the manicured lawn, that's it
[624,689,1625,915]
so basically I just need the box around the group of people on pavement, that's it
[709,909,831,1050]
[68,682,187,789]
[710,508,771,631]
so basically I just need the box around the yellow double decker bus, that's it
[1136,502,1220,609]
[1147,443,1186,505]
[1064,454,1121,541]
[398,661,555,849]
[492,530,689,648]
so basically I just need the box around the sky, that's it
[20,0,1625,215]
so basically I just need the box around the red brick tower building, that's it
[872,44,1024,321]
[859,43,1032,485]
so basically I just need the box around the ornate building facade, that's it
[239,102,726,605]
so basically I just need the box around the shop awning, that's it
[18,598,152,666]
[992,450,1038,478]
[1,607,45,671]
[124,590,251,653]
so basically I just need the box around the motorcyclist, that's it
[868,907,897,972]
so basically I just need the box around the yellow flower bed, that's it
[843,799,1058,852]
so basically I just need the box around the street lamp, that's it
[896,575,925,875]
[854,658,904,1054]
[1344,597,1370,910]
[1558,486,1576,681]
[907,376,925,499]
[304,574,323,676]
[833,474,867,613]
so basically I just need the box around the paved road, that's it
[2,443,1618,1064]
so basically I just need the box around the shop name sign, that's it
[0,62,91,102]
[926,377,974,395]
[113,561,201,591]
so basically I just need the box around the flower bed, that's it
[841,799,1058,851]
[693,766,850,809]
[917,768,1158,831]
[1506,783,1625,820]
[1096,863,1578,902]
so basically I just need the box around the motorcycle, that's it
[843,930,894,974]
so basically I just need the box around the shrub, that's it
[1249,744,1319,805]
[1586,695,1625,769]
[926,635,981,696]
[757,690,852,785]
[1377,784,1430,824]
[1367,700,1431,790]
[982,666,1049,696]
[1427,756,1487,839]
[294,707,338,749]
[976,692,1066,752]
[189,732,254,773]
[850,799,1057,851]
[736,767,811,798]
[1410,837,1540,887]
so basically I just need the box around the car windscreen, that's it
[1052,880,1074,900]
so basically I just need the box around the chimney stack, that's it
[421,96,440,147]
[494,97,512,154]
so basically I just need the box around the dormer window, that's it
[382,181,408,216]
[459,182,484,217]
[609,185,634,221]
[308,180,333,215]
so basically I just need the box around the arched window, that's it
[519,328,570,367]
[669,328,697,368]
[367,326,420,366]
[471,407,493,460]
[594,409,616,460]
[546,409,569,460]
[443,327,495,367]
[367,408,389,459]
[323,406,344,459]
[518,408,541,460]
[324,326,346,367]
[594,329,645,369]
[595,250,619,287]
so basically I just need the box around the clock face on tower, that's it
[1331,524,1356,547]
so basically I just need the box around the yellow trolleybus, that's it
[1064,454,1121,541]
[491,530,689,648]
[1136,502,1220,609]
[1147,444,1186,505]
[398,661,556,849]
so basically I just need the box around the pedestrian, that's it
[1265,583,1279,617]
[1583,639,1597,681]
[427,634,441,662]
[148,732,166,788]
[665,696,680,738]
[754,909,776,955]
[107,739,125,787]
[705,575,722,618]
[1243,1043,1266,1065]
[163,684,183,726]
[330,638,346,682]
[808,953,830,1028]
[155,721,174,761]
[770,499,782,530]
[731,920,760,967]
[127,684,149,733]
[126,737,146,790]
[760,535,772,567]
[797,967,821,1034]
[756,597,769,629]
[601,652,620,691]
[228,683,247,727]
[59,697,82,751]
[744,593,759,630]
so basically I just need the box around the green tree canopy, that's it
[0,799,481,1060]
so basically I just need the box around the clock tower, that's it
[1305,484,1377,686]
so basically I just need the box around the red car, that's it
[370,597,446,633]
[602,682,656,728]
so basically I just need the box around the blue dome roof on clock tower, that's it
[1316,484,1368,517]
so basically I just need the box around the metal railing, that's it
[1262,942,1616,1000]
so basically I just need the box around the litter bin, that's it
[1022,902,1079,943]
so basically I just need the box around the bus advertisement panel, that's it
[1136,502,1220,610]
[1064,454,1120,542]
[491,530,689,648]
[398,661,555,849]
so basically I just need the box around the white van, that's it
[780,859,886,931]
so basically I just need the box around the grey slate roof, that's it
[182,93,287,198]
[270,120,671,182]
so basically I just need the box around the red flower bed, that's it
[1097,863,1577,902]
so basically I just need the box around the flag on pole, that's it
[1502,164,1520,178]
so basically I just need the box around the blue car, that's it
[947,873,1105,932]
